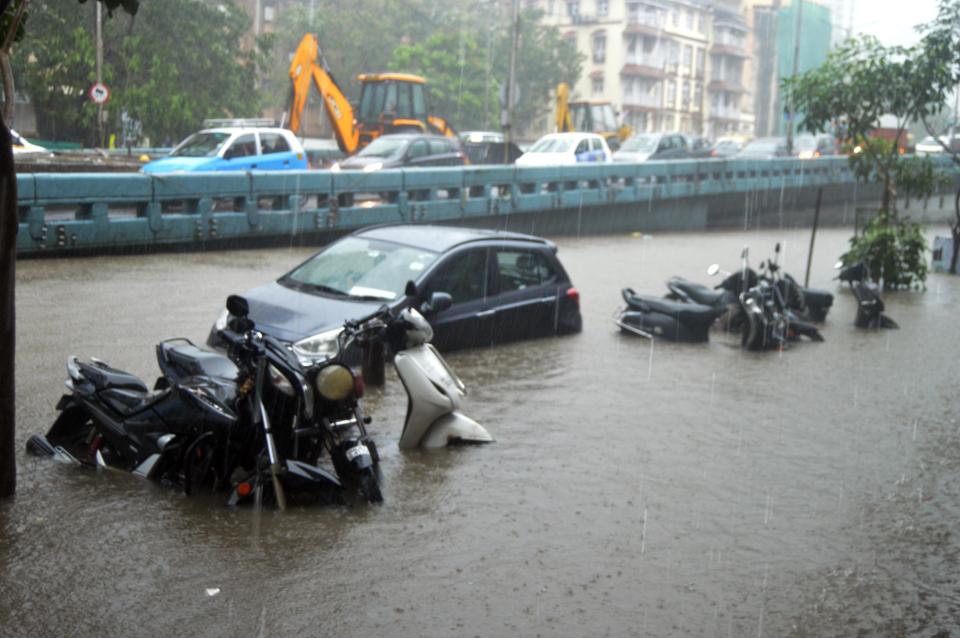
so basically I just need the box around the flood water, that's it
[3,224,960,637]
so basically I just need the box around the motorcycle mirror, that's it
[226,295,249,318]
[774,242,781,254]
[833,260,844,270]
[706,264,721,276]
[740,246,749,259]
[404,280,418,298]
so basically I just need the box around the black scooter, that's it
[835,260,898,329]
[615,288,726,342]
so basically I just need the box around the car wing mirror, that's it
[404,280,418,298]
[420,291,453,315]
[226,294,249,318]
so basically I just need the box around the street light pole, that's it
[503,0,519,163]
[95,0,104,148]
[786,0,803,155]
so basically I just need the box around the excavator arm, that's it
[556,82,573,133]
[288,34,360,155]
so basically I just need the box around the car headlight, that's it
[314,364,355,401]
[214,308,230,331]
[293,327,342,364]
[362,162,383,172]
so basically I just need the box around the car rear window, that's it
[260,133,290,154]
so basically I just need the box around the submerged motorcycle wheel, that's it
[359,468,383,504]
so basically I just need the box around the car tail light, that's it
[565,286,580,306]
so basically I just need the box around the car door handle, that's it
[477,309,496,318]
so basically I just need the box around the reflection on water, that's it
[4,226,960,636]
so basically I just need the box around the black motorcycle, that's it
[835,260,898,329]
[27,295,382,508]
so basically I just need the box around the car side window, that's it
[575,140,590,155]
[496,250,556,292]
[260,133,290,154]
[657,137,670,151]
[428,139,450,155]
[423,249,488,303]
[675,135,688,150]
[226,134,257,158]
[590,138,602,152]
[408,140,429,159]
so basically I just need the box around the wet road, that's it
[3,225,960,637]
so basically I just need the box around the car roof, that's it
[199,127,293,136]
[353,224,553,253]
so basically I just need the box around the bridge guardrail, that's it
[13,157,945,255]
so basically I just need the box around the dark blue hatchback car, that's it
[209,225,582,360]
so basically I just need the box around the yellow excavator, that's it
[288,34,456,155]
[555,82,631,149]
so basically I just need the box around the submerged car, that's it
[331,134,467,172]
[142,125,307,174]
[208,225,582,357]
[735,137,790,159]
[515,132,612,166]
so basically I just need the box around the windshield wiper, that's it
[280,277,347,296]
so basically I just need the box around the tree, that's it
[12,0,270,146]
[784,35,949,288]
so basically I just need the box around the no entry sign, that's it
[89,82,110,105]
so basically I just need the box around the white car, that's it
[915,134,960,156]
[515,132,612,167]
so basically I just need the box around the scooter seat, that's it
[79,360,148,393]
[157,339,238,383]
[801,287,833,308]
[623,288,726,326]
[667,277,727,306]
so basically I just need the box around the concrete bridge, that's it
[14,156,957,257]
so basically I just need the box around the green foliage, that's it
[844,211,928,289]
[77,0,138,16]
[13,0,270,146]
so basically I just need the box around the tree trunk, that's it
[0,115,15,499]
[881,171,893,218]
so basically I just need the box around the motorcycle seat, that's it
[667,277,727,306]
[623,288,725,325]
[79,360,148,393]
[157,339,238,383]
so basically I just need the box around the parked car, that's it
[208,225,582,357]
[735,137,790,159]
[11,130,50,155]
[331,134,467,172]
[142,125,307,174]
[460,131,523,165]
[683,134,714,159]
[796,133,837,159]
[710,136,745,158]
[515,132,612,166]
[612,132,688,162]
[915,134,960,156]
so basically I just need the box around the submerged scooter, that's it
[615,288,725,342]
[383,301,493,449]
[835,260,898,329]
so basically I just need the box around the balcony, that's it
[709,106,742,122]
[708,79,745,94]
[624,13,664,36]
[622,63,667,79]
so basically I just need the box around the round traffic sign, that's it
[89,82,110,105]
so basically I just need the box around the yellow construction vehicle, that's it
[555,82,631,149]
[288,34,456,155]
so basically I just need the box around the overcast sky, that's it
[851,0,940,47]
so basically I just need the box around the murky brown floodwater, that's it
[3,224,960,637]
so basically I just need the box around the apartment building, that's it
[540,0,755,140]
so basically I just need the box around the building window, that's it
[597,0,609,17]
[686,9,694,30]
[666,80,676,107]
[671,9,679,26]
[627,2,638,23]
[693,82,702,109]
[263,5,275,21]
[683,44,692,70]
[628,35,637,56]
[696,48,705,76]
[669,39,679,64]
[593,33,606,63]
[592,75,604,96]
[697,12,704,33]
[567,1,579,17]
[682,80,690,109]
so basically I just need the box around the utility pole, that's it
[786,0,803,155]
[95,0,104,148]
[503,0,519,163]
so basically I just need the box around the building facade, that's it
[540,0,755,140]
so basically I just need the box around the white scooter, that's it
[387,307,493,449]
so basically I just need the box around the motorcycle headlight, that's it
[292,328,342,365]
[314,364,355,401]
[214,308,230,331]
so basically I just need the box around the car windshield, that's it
[170,132,230,157]
[528,137,575,153]
[357,137,408,158]
[797,136,817,151]
[620,135,658,153]
[281,236,440,300]
[714,140,739,152]
[742,139,781,154]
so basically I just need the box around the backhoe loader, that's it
[555,82,631,150]
[288,34,456,155]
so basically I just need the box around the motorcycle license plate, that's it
[345,443,369,462]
